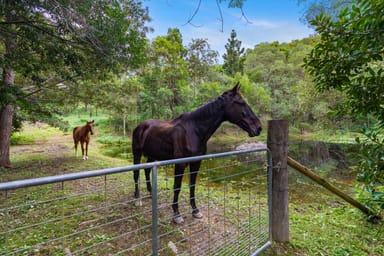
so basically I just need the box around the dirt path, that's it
[11,135,72,157]
[10,122,72,156]
[4,122,119,182]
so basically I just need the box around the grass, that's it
[1,113,383,255]
[275,182,384,255]
[289,207,382,255]
[11,122,64,145]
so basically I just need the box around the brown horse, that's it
[73,120,95,160]
[132,83,262,224]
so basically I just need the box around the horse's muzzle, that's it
[249,126,262,137]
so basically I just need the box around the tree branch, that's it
[216,0,224,32]
[239,6,252,24]
[183,0,203,27]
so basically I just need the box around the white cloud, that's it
[243,19,280,30]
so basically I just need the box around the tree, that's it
[0,0,150,167]
[186,38,218,97]
[244,42,299,120]
[139,28,190,119]
[304,0,384,123]
[303,0,384,211]
[222,29,245,76]
[243,37,348,127]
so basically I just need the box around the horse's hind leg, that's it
[145,158,154,194]
[190,161,203,219]
[133,151,142,206]
[133,169,142,206]
[172,163,187,224]
[74,141,78,157]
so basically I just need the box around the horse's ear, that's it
[91,120,94,123]
[232,82,241,93]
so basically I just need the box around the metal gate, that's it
[0,148,271,255]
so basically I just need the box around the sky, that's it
[143,0,314,62]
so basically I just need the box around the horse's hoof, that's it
[134,200,142,207]
[192,211,203,219]
[85,156,88,160]
[173,215,184,224]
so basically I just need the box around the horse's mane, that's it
[171,93,229,123]
[191,95,226,118]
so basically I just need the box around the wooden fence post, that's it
[267,120,289,242]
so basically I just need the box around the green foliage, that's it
[0,83,24,106]
[139,28,190,119]
[186,38,219,87]
[9,122,64,145]
[245,42,298,119]
[304,0,384,213]
[304,0,384,125]
[10,133,35,145]
[298,0,355,26]
[243,38,346,127]
[232,73,271,114]
[1,0,150,126]
[193,81,227,107]
[355,124,384,211]
[223,29,245,76]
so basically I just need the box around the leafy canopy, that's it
[0,0,150,122]
[304,0,384,124]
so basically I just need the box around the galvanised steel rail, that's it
[0,148,268,191]
[0,147,272,256]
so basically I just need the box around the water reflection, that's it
[289,140,358,180]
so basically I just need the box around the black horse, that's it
[132,83,262,224]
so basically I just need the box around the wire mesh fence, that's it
[0,148,271,255]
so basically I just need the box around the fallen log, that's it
[287,156,381,223]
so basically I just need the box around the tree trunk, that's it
[0,68,15,168]
[123,113,126,137]
[1,1,16,168]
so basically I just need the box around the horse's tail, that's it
[72,127,77,138]
[132,123,147,164]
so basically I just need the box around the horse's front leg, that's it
[80,142,86,160]
[190,161,203,219]
[172,163,187,224]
